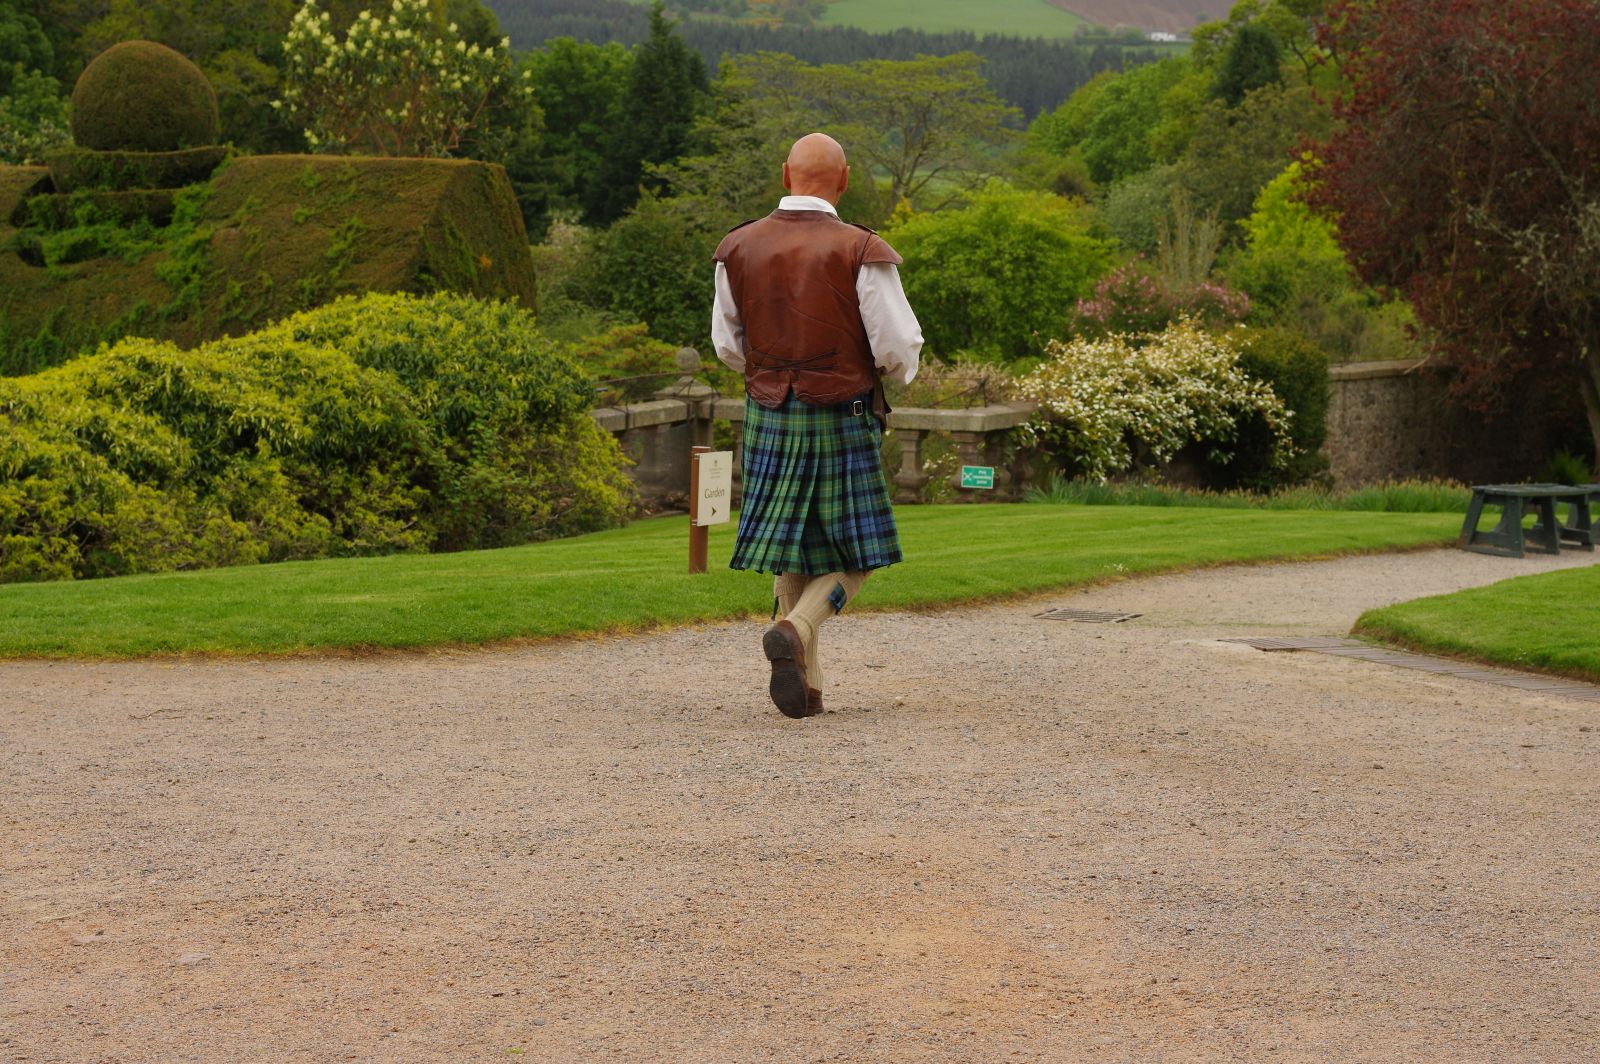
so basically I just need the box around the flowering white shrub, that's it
[1018,319,1296,481]
[277,0,530,157]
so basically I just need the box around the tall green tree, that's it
[521,37,631,234]
[1194,0,1329,81]
[657,51,886,226]
[1211,22,1283,106]
[583,2,707,224]
[689,50,1018,212]
[0,2,68,162]
[0,1,55,90]
[1174,81,1331,235]
[1027,57,1194,186]
[883,183,1111,361]
[806,52,1019,209]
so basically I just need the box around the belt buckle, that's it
[851,399,864,416]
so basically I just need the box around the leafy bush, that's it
[0,292,634,583]
[584,191,720,346]
[70,41,219,152]
[1545,449,1595,487]
[561,323,682,403]
[884,182,1111,362]
[1018,318,1294,481]
[887,353,1019,410]
[0,67,70,165]
[1098,165,1179,254]
[1214,326,1331,490]
[1075,259,1250,337]
[1223,162,1425,364]
[279,0,529,157]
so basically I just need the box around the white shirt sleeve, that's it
[711,262,745,373]
[856,262,923,386]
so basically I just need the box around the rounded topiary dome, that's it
[71,40,219,153]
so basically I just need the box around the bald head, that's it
[783,133,849,205]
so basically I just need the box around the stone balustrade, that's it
[591,363,1036,504]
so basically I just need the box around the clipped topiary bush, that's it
[70,40,220,153]
[0,292,634,583]
[45,144,228,192]
[0,155,538,376]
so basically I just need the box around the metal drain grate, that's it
[1036,607,1142,624]
[1220,636,1351,652]
[1221,637,1600,702]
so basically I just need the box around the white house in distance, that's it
[1148,31,1181,42]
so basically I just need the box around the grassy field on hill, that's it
[1356,564,1600,683]
[819,0,1089,37]
[0,505,1460,659]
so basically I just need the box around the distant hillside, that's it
[1051,0,1216,33]
[488,0,1170,120]
[820,0,1088,40]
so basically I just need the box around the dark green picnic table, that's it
[1459,483,1596,557]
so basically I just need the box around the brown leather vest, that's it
[714,209,902,408]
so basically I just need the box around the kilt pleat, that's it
[731,393,902,576]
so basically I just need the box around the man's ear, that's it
[782,162,793,192]
[838,165,849,195]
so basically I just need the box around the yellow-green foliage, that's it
[0,292,633,583]
[70,41,220,153]
[0,155,538,375]
[562,323,682,403]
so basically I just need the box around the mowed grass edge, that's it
[1355,563,1600,683]
[0,504,1460,658]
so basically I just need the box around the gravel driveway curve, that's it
[3,548,1598,1062]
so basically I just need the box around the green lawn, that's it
[1355,563,1600,683]
[819,0,1088,38]
[0,505,1460,659]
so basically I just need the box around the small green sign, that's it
[960,465,995,490]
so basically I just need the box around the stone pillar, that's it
[949,430,985,500]
[983,432,1013,499]
[893,428,929,504]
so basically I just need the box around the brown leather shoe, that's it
[762,620,816,718]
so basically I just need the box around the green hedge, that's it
[1207,326,1331,490]
[0,155,539,377]
[0,292,634,583]
[45,145,229,192]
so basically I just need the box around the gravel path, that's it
[3,548,1598,1062]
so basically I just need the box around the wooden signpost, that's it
[689,445,733,573]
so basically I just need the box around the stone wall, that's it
[598,359,1585,501]
[1324,359,1582,486]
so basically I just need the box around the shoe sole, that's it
[763,625,815,718]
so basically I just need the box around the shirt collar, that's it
[778,195,838,216]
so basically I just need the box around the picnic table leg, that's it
[1459,491,1487,551]
[1526,496,1562,554]
[1561,496,1595,550]
[1505,496,1528,557]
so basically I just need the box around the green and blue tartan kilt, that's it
[731,392,903,576]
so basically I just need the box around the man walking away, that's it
[711,133,923,718]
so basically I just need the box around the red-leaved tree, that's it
[1310,0,1600,466]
